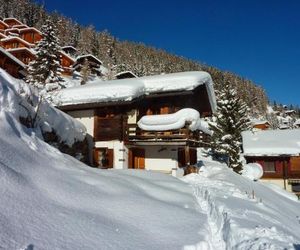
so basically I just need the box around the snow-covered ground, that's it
[1,69,300,249]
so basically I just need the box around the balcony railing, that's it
[124,124,210,145]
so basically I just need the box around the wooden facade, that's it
[0,48,25,78]
[0,20,9,30]
[8,48,36,64]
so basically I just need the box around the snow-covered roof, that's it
[60,50,75,63]
[3,17,23,25]
[251,119,270,126]
[75,54,103,65]
[19,27,42,35]
[115,70,138,78]
[0,20,9,28]
[294,119,300,126]
[12,24,29,29]
[7,47,36,55]
[53,71,216,111]
[242,129,300,157]
[0,47,26,68]
[1,36,34,47]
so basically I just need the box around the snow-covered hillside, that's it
[0,69,300,249]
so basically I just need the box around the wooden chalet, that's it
[1,36,34,49]
[19,27,42,44]
[242,129,300,196]
[62,46,78,57]
[0,47,26,78]
[4,28,20,36]
[60,51,75,75]
[7,47,36,65]
[55,71,216,176]
[73,54,103,76]
[251,119,270,130]
[3,17,23,27]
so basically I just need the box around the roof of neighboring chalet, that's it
[1,36,34,47]
[115,71,138,79]
[53,71,216,112]
[7,47,36,55]
[62,46,78,52]
[60,50,75,63]
[0,33,6,38]
[0,47,26,68]
[74,54,103,65]
[12,24,29,29]
[3,17,23,25]
[18,27,42,35]
[251,119,270,126]
[0,20,9,28]
[242,129,300,157]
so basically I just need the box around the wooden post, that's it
[185,145,190,166]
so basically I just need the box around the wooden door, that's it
[129,148,145,169]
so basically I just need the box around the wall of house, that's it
[144,145,178,173]
[95,141,128,169]
[260,179,292,192]
[67,109,94,163]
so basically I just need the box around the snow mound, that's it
[137,108,212,134]
[241,163,263,181]
[0,68,86,146]
[262,183,299,202]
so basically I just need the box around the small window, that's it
[264,161,276,173]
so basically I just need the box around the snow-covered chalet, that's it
[242,129,300,196]
[54,71,216,175]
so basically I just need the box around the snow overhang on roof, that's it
[242,129,300,157]
[19,27,42,35]
[53,71,216,112]
[115,71,138,78]
[3,17,23,25]
[1,36,34,47]
[62,45,78,51]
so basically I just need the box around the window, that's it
[264,161,276,173]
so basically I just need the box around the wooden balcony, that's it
[124,124,210,146]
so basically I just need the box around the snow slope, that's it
[183,159,300,249]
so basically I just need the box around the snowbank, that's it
[137,108,212,134]
[182,160,300,249]
[0,68,86,146]
[241,163,263,181]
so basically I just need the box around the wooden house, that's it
[55,71,216,176]
[19,27,42,44]
[60,51,75,75]
[251,119,270,130]
[242,129,300,196]
[0,47,26,78]
[4,28,20,36]
[62,46,78,58]
[1,36,34,49]
[115,71,137,79]
[73,54,103,76]
[7,47,36,65]
[3,17,23,27]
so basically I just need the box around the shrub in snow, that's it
[241,163,263,181]
[209,80,250,173]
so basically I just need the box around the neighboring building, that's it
[54,71,216,175]
[0,47,26,78]
[7,47,36,64]
[73,54,104,76]
[251,119,270,130]
[3,17,23,27]
[242,129,300,196]
[19,27,42,44]
[1,36,34,49]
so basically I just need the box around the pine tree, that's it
[209,81,250,172]
[26,18,63,95]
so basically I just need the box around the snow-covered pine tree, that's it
[26,18,63,95]
[209,81,250,173]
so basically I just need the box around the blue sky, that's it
[36,0,300,105]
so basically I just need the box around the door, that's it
[129,148,145,169]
